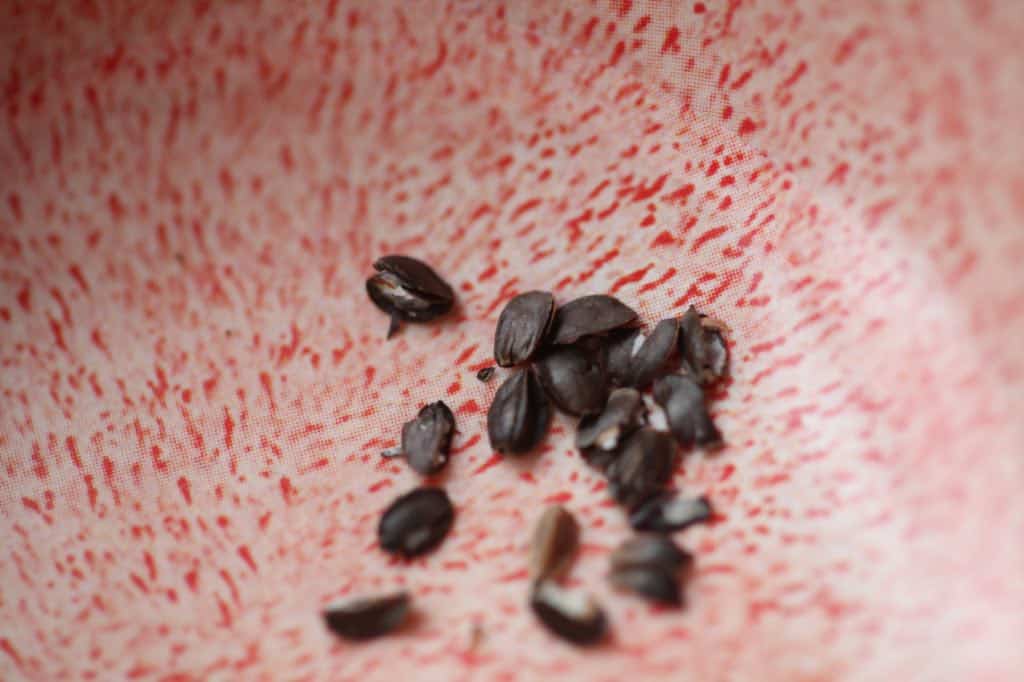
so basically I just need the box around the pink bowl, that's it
[2,1,1023,680]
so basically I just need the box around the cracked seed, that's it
[400,401,455,475]
[366,255,455,336]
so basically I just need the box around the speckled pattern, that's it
[2,1,1023,680]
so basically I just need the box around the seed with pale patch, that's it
[627,318,680,388]
[378,487,454,558]
[529,581,607,645]
[605,327,643,386]
[652,373,722,449]
[629,494,712,532]
[549,294,638,345]
[528,505,579,583]
[534,344,609,416]
[678,306,729,384]
[494,291,555,367]
[322,591,410,640]
[400,401,455,475]
[608,535,692,606]
[606,428,676,508]
[576,388,644,471]
[476,366,496,383]
[486,368,551,454]
[609,565,681,605]
[366,255,455,338]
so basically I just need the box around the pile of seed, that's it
[323,256,731,646]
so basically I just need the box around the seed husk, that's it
[704,328,729,381]
[487,368,551,454]
[528,506,580,583]
[494,291,555,367]
[400,401,455,475]
[608,566,681,606]
[606,428,676,509]
[627,318,680,388]
[678,306,729,384]
[378,487,454,558]
[534,344,609,416]
[529,581,607,645]
[322,591,411,640]
[366,255,455,335]
[610,534,691,574]
[652,373,722,448]
[476,366,496,383]
[576,388,645,471]
[629,494,712,532]
[549,294,638,345]
[604,327,642,386]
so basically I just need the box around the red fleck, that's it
[223,408,234,449]
[638,267,677,294]
[185,570,199,592]
[660,26,680,53]
[663,183,695,205]
[237,545,258,573]
[473,454,502,475]
[84,474,98,511]
[108,193,125,221]
[633,173,669,202]
[780,61,807,89]
[259,371,275,409]
[633,15,650,32]
[457,399,482,415]
[691,226,729,253]
[738,117,758,135]
[826,162,850,185]
[543,491,573,504]
[258,512,272,531]
[455,344,479,365]
[650,230,680,248]
[69,264,90,293]
[279,476,295,504]
[47,315,67,353]
[610,264,653,293]
[177,476,192,505]
[31,443,48,479]
[694,2,706,12]
[446,381,460,395]
[66,436,83,469]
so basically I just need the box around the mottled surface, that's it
[2,1,1023,680]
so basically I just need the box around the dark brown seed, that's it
[704,328,729,381]
[678,306,729,384]
[476,366,496,383]
[494,291,555,367]
[529,581,607,645]
[652,374,722,448]
[322,592,410,640]
[549,295,638,345]
[366,255,455,331]
[534,344,608,416]
[610,534,691,574]
[606,428,676,508]
[528,506,579,583]
[629,494,712,532]
[608,566,681,606]
[576,387,645,463]
[628,318,680,388]
[604,328,643,386]
[487,368,551,454]
[378,487,454,557]
[400,401,455,475]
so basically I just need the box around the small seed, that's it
[604,328,643,386]
[608,566,681,606]
[534,344,609,416]
[487,368,551,454]
[476,366,496,383]
[576,388,645,469]
[629,494,712,532]
[322,591,410,640]
[529,581,607,645]
[528,506,579,583]
[400,401,455,475]
[610,534,691,574]
[366,255,455,336]
[494,291,555,367]
[678,306,729,384]
[652,374,722,448]
[378,487,454,557]
[606,428,676,509]
[549,295,638,345]
[627,318,680,388]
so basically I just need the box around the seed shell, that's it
[629,494,712,532]
[534,344,609,416]
[378,487,454,558]
[652,373,722,449]
[494,291,555,367]
[529,581,607,646]
[322,591,411,640]
[528,506,580,583]
[400,401,455,475]
[606,428,676,509]
[549,295,638,345]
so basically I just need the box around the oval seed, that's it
[576,387,645,463]
[322,591,410,640]
[608,566,681,606]
[629,494,712,532]
[528,506,579,583]
[606,428,676,509]
[487,368,551,454]
[534,344,608,416]
[549,294,638,345]
[366,255,455,335]
[400,401,455,475]
[610,534,691,574]
[652,374,722,448]
[604,328,643,386]
[494,291,555,367]
[627,318,679,388]
[378,487,454,558]
[678,306,729,384]
[529,581,607,646]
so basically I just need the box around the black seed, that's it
[322,591,410,640]
[604,328,643,386]
[476,366,496,383]
[629,494,712,532]
[678,306,729,384]
[529,581,607,645]
[528,506,579,583]
[610,534,691,574]
[628,318,680,388]
[494,291,555,367]
[549,295,638,345]
[400,401,455,475]
[534,344,608,416]
[576,388,645,464]
[366,255,455,329]
[606,428,676,508]
[608,566,681,606]
[487,368,551,454]
[378,487,454,557]
[652,374,722,448]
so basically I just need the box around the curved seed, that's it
[704,328,729,381]
[476,366,496,383]
[678,306,729,384]
[322,592,410,640]
[606,428,676,509]
[374,255,455,302]
[652,374,722,448]
[529,581,607,646]
[604,328,643,386]
[629,494,712,532]
[535,344,608,416]
[608,566,681,606]
[494,291,555,367]
[576,388,645,453]
[528,506,579,583]
[378,487,454,557]
[487,368,551,454]
[366,255,455,328]
[549,295,638,345]
[400,401,455,475]
[610,534,691,574]
[628,318,680,388]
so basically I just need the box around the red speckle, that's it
[694,2,706,13]
[692,226,729,254]
[223,408,235,449]
[543,491,573,504]
[638,267,678,294]
[279,476,295,504]
[237,545,258,573]
[16,286,30,312]
[633,173,669,202]
[184,570,199,592]
[177,476,192,505]
[108,193,125,221]
[738,117,758,135]
[660,26,680,53]
[446,381,460,395]
[455,344,479,365]
[473,454,502,475]
[610,264,653,293]
[84,474,98,511]
[457,399,482,415]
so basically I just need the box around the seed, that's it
[610,534,691,574]
[494,291,555,367]
[704,328,729,381]
[476,366,496,383]
[528,506,579,583]
[642,394,670,432]
[322,591,411,640]
[529,581,607,645]
[378,487,454,558]
[608,565,681,606]
[576,388,645,471]
[549,294,638,345]
[652,374,722,448]
[487,368,551,454]
[534,344,608,416]
[629,494,712,532]
[366,255,455,336]
[380,445,404,459]
[400,401,455,475]
[678,306,729,384]
[627,318,680,388]
[606,428,676,508]
[604,328,643,386]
